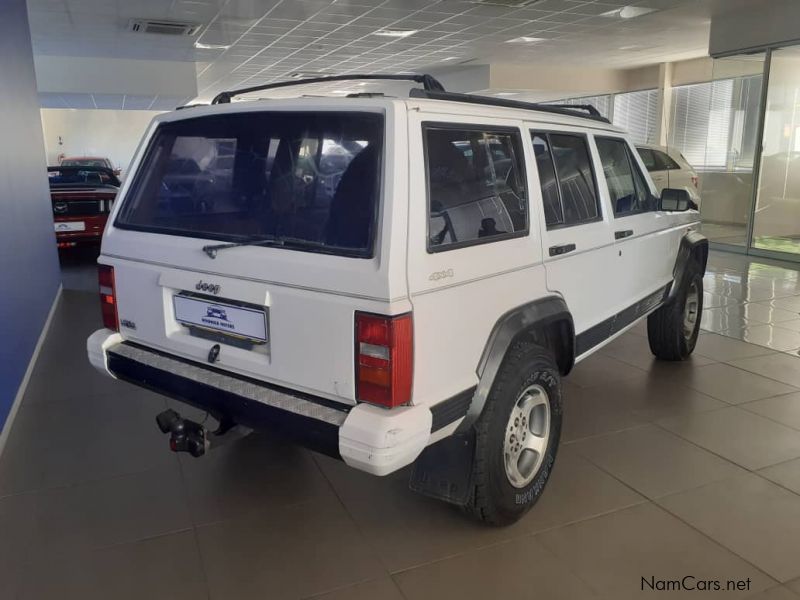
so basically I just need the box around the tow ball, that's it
[155,409,250,457]
[155,409,208,457]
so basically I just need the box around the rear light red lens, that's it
[355,312,413,408]
[98,265,118,331]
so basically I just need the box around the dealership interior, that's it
[6,0,800,598]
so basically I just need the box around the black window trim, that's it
[113,111,386,260]
[422,121,530,254]
[652,148,682,171]
[635,146,659,173]
[596,134,658,219]
[530,129,603,231]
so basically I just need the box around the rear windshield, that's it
[115,111,384,257]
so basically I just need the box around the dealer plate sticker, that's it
[54,221,85,232]
[173,295,267,342]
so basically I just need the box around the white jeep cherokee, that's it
[87,75,706,525]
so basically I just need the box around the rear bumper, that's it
[86,329,431,475]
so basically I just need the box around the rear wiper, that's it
[202,235,284,258]
[202,235,327,258]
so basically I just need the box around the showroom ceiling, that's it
[28,0,728,105]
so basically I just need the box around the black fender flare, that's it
[669,230,708,301]
[458,296,574,431]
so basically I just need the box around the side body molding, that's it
[669,229,709,301]
[459,296,574,431]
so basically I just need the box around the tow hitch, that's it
[155,409,249,457]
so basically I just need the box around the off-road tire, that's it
[465,342,562,526]
[648,265,703,361]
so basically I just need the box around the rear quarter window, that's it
[424,124,528,252]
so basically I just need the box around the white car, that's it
[86,74,706,525]
[636,144,701,208]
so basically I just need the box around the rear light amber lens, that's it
[98,265,118,331]
[355,312,413,408]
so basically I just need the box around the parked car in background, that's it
[60,156,121,177]
[636,144,700,208]
[48,166,120,248]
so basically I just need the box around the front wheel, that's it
[648,269,703,360]
[465,342,562,526]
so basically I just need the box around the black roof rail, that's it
[211,73,446,105]
[408,88,611,124]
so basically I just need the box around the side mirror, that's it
[659,188,692,211]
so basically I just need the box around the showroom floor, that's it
[3,250,800,599]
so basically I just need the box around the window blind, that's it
[612,89,659,145]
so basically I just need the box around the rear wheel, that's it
[465,342,562,526]
[648,267,703,360]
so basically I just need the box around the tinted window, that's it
[596,137,656,216]
[637,148,658,172]
[426,126,527,251]
[653,149,682,170]
[532,132,600,227]
[47,167,120,187]
[116,112,383,257]
[61,158,111,168]
[532,134,563,226]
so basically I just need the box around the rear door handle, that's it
[549,243,576,257]
[615,229,634,240]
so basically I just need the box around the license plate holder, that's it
[55,221,85,232]
[173,294,268,343]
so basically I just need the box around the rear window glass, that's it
[425,126,527,252]
[115,112,384,258]
[48,168,119,187]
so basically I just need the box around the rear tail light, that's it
[98,265,119,331]
[355,312,413,408]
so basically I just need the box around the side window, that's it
[637,148,658,172]
[531,133,563,226]
[532,131,600,228]
[653,150,682,170]
[425,126,528,252]
[596,137,656,216]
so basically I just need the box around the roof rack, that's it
[408,88,610,123]
[209,72,609,124]
[211,73,446,105]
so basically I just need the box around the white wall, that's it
[40,108,162,173]
[34,55,198,97]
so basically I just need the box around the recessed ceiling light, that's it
[373,29,418,38]
[194,41,231,49]
[600,6,658,19]
[506,36,545,44]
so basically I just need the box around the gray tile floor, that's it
[4,250,800,598]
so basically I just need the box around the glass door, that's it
[697,53,766,249]
[751,47,800,256]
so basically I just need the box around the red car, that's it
[48,166,120,248]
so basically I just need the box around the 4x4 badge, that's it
[429,269,454,282]
[196,281,221,295]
